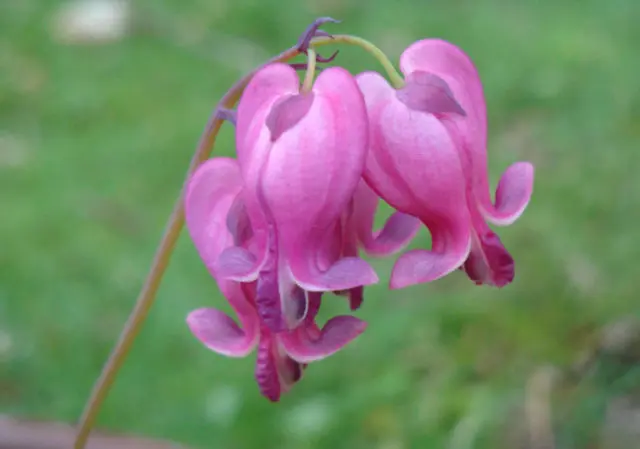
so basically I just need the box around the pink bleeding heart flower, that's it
[214,63,379,331]
[357,39,534,289]
[185,157,367,401]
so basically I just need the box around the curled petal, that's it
[291,254,378,293]
[187,305,259,358]
[390,220,471,289]
[280,315,367,363]
[352,181,420,257]
[185,157,243,281]
[481,161,534,226]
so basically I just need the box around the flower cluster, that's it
[184,21,534,401]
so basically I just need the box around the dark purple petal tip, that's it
[256,271,285,332]
[266,93,314,141]
[296,17,340,53]
[255,335,281,402]
[315,49,339,63]
[396,71,466,116]
[463,231,515,287]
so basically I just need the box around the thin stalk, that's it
[312,34,405,88]
[301,48,318,93]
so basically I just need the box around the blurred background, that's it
[1,0,640,448]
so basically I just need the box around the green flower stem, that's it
[301,48,318,93]
[312,34,405,88]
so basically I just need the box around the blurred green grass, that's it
[1,0,639,448]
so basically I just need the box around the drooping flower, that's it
[211,63,383,332]
[356,39,534,289]
[185,157,367,401]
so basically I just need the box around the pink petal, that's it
[251,67,378,294]
[390,224,472,289]
[258,67,369,247]
[357,71,472,288]
[185,157,243,280]
[280,315,367,363]
[352,180,420,257]
[236,63,300,233]
[187,304,259,358]
[481,161,534,226]
[399,40,533,227]
[316,219,343,272]
[290,255,379,293]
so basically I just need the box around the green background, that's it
[2,0,639,448]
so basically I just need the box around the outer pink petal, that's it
[260,66,368,243]
[256,67,377,292]
[185,157,243,280]
[352,180,420,257]
[399,40,534,226]
[236,63,300,232]
[187,305,259,358]
[357,71,472,288]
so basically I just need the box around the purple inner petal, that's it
[255,330,281,402]
[347,286,364,311]
[396,71,466,116]
[226,194,253,246]
[255,225,284,331]
[265,93,315,141]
